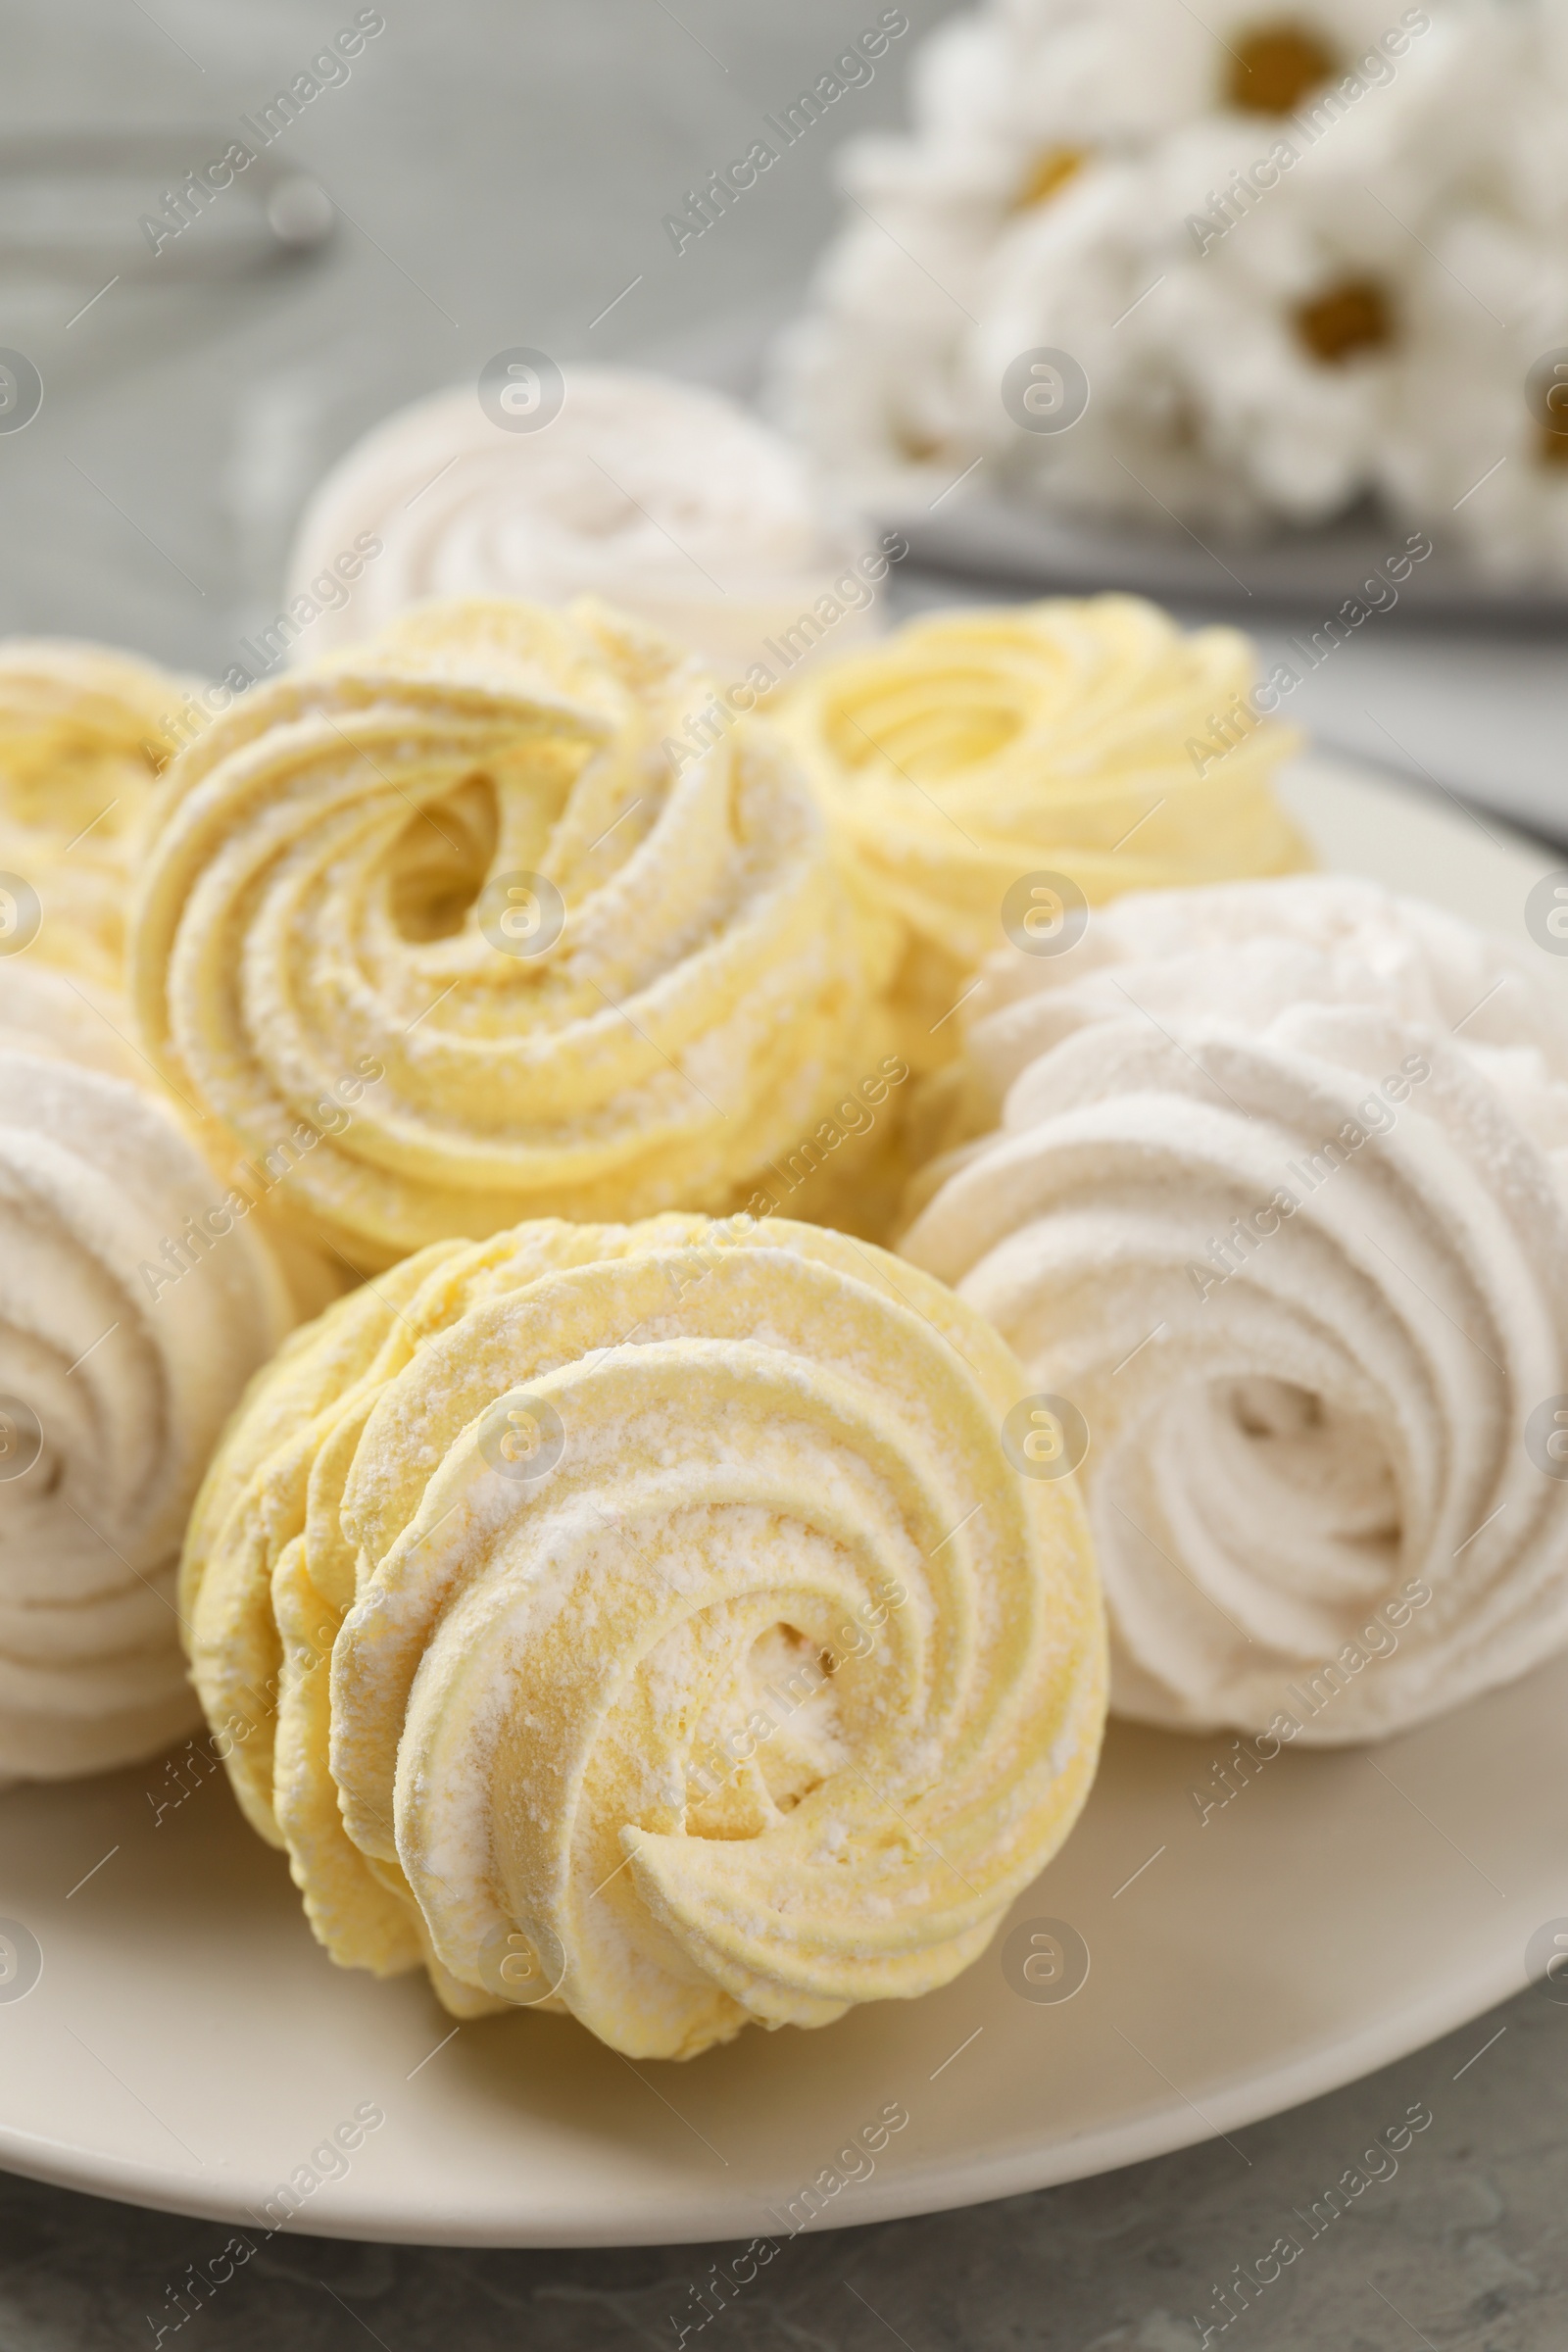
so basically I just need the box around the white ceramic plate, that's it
[5,754,1568,2249]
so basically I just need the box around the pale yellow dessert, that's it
[130,599,894,1269]
[774,594,1309,1066]
[0,640,185,987]
[181,1213,1106,2059]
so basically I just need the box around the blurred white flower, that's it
[772,0,1568,578]
[768,127,1000,504]
[957,85,1481,532]
[926,0,1465,153]
[1495,0,1568,230]
[1378,210,1568,577]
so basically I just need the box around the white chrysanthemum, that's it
[1366,1,1568,580]
[768,130,1005,506]
[958,114,1457,532]
[921,0,1474,154]
[1493,0,1568,231]
[773,0,1556,570]
[1376,206,1568,579]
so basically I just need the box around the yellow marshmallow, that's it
[130,598,892,1267]
[181,1213,1106,2060]
[0,640,185,987]
[774,594,1310,1065]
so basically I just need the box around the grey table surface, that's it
[2,4,1566,2345]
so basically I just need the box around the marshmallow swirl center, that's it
[903,877,1568,1740]
[180,1215,1105,2057]
[131,599,883,1266]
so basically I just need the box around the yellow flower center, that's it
[1013,145,1088,210]
[894,424,946,465]
[1227,21,1339,114]
[1294,276,1395,365]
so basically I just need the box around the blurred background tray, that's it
[888,491,1568,619]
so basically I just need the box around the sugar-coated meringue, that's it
[130,598,892,1269]
[775,596,1307,1064]
[902,875,1568,1742]
[0,961,323,1780]
[180,1213,1106,2058]
[285,368,883,680]
[0,641,184,988]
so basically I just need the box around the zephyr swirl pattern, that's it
[902,876,1568,1742]
[0,640,185,987]
[130,598,886,1269]
[180,1214,1105,2058]
[774,596,1307,1065]
[0,962,310,1780]
[284,369,879,678]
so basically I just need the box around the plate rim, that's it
[3,750,1563,2246]
[0,1930,1536,2247]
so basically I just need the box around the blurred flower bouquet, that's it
[771,0,1568,580]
